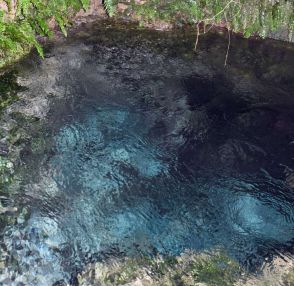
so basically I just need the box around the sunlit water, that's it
[1,24,294,285]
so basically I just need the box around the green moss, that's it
[78,250,243,286]
[0,71,24,114]
[7,113,45,152]
[0,155,14,192]
[0,213,16,233]
[187,252,240,286]
[283,269,294,286]
[30,137,47,155]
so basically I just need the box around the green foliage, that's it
[132,0,204,23]
[131,0,294,40]
[104,0,117,17]
[0,0,90,68]
[0,0,293,69]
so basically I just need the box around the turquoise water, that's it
[1,25,294,285]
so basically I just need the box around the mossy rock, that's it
[0,71,24,114]
[283,269,294,286]
[0,155,14,188]
[78,250,242,286]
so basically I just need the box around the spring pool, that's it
[0,23,294,285]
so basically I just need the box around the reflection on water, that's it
[0,24,294,285]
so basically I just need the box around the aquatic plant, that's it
[78,250,242,286]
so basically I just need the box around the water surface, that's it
[1,23,294,285]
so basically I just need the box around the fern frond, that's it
[104,0,115,17]
[80,0,90,10]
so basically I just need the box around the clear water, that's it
[1,24,294,285]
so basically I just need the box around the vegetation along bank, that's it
[0,0,293,69]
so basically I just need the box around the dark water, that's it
[1,23,294,285]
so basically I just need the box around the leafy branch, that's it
[0,0,90,68]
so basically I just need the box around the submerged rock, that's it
[77,250,242,286]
